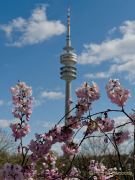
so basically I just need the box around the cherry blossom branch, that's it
[65,132,88,178]
[112,129,127,180]
[88,108,123,118]
[56,106,76,125]
[121,106,135,179]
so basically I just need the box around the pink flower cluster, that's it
[106,79,130,106]
[0,163,36,180]
[62,142,79,156]
[97,117,114,132]
[76,82,100,117]
[40,153,62,179]
[10,81,33,140]
[89,160,116,180]
[76,82,100,101]
[11,81,33,121]
[43,152,57,167]
[29,125,74,160]
[113,130,130,144]
[85,116,114,136]
[10,122,30,140]
[68,167,79,179]
[67,116,81,129]
[41,168,62,180]
[22,163,36,180]
[0,163,24,180]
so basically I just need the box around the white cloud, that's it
[0,119,10,128]
[0,5,66,47]
[84,72,110,79]
[79,20,135,82]
[113,116,129,126]
[33,98,44,107]
[41,91,64,100]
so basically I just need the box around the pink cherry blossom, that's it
[0,163,24,180]
[10,81,33,141]
[11,81,33,121]
[113,130,130,144]
[10,122,30,141]
[67,116,81,129]
[76,82,100,117]
[23,163,36,179]
[40,153,62,179]
[76,99,91,117]
[106,79,130,106]
[89,160,115,180]
[68,166,79,179]
[41,168,62,180]
[76,82,100,101]
[62,142,79,156]
[97,117,115,132]
[29,125,74,159]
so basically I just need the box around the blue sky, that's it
[0,0,135,149]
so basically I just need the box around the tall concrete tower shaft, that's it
[60,8,77,125]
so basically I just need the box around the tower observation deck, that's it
[60,8,77,125]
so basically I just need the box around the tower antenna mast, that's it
[60,8,77,125]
